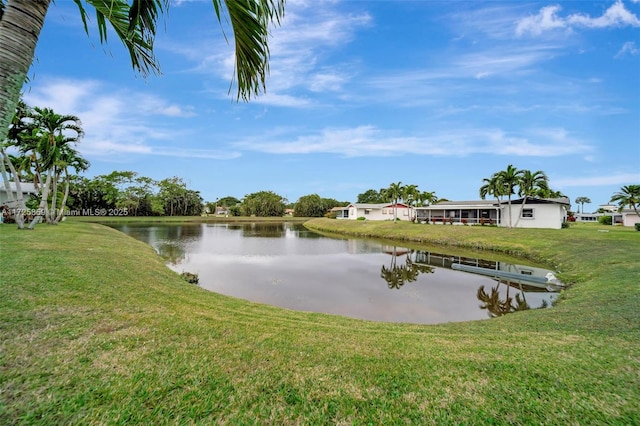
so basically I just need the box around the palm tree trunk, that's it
[0,0,51,146]
[1,149,26,228]
[54,169,70,223]
[50,169,59,223]
[512,195,529,229]
[28,170,51,229]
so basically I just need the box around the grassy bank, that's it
[1,220,638,424]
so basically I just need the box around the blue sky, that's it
[24,0,639,212]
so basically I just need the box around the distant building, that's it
[0,182,37,206]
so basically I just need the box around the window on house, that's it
[364,209,371,215]
[521,208,534,218]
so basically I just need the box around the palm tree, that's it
[417,190,437,207]
[402,184,419,222]
[479,174,505,225]
[513,169,548,228]
[385,181,404,222]
[610,185,640,217]
[52,145,90,224]
[0,0,285,214]
[20,108,84,227]
[575,196,591,214]
[0,99,33,228]
[498,164,520,228]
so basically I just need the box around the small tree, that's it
[242,191,286,217]
[294,194,326,217]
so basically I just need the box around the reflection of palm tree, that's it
[380,264,403,289]
[476,283,531,317]
[380,249,434,289]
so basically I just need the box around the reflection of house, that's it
[338,203,411,221]
[0,182,37,206]
[415,197,570,229]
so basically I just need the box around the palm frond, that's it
[215,0,285,101]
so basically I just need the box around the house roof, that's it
[0,182,37,194]
[500,197,571,206]
[416,200,497,209]
[347,203,409,209]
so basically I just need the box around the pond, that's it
[110,222,561,324]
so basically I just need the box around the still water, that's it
[111,222,560,324]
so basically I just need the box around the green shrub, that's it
[635,223,640,231]
[180,272,199,285]
[357,217,366,221]
[598,215,612,225]
[561,222,570,229]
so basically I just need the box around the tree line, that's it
[68,171,203,217]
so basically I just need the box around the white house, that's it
[499,197,570,229]
[574,209,640,227]
[0,182,37,206]
[337,203,411,221]
[413,197,570,229]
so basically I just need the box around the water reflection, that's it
[114,223,203,265]
[109,222,560,324]
[380,248,434,290]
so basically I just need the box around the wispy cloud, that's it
[516,1,640,37]
[24,78,235,159]
[167,1,371,107]
[616,41,640,57]
[233,125,593,158]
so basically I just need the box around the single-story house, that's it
[620,210,640,227]
[415,197,570,229]
[337,203,411,221]
[0,181,37,207]
[498,197,570,229]
[574,209,639,227]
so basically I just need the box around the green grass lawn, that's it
[1,219,638,424]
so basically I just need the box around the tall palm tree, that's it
[498,164,520,228]
[575,196,591,214]
[402,184,419,222]
[0,99,33,228]
[0,0,286,217]
[53,146,90,223]
[21,108,84,227]
[386,181,403,222]
[610,185,640,217]
[479,174,505,225]
[513,169,548,228]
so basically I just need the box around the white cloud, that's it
[169,1,371,107]
[568,1,640,28]
[24,78,230,160]
[232,125,593,158]
[615,41,640,57]
[516,1,640,36]
[516,5,567,37]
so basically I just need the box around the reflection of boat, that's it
[451,264,564,291]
